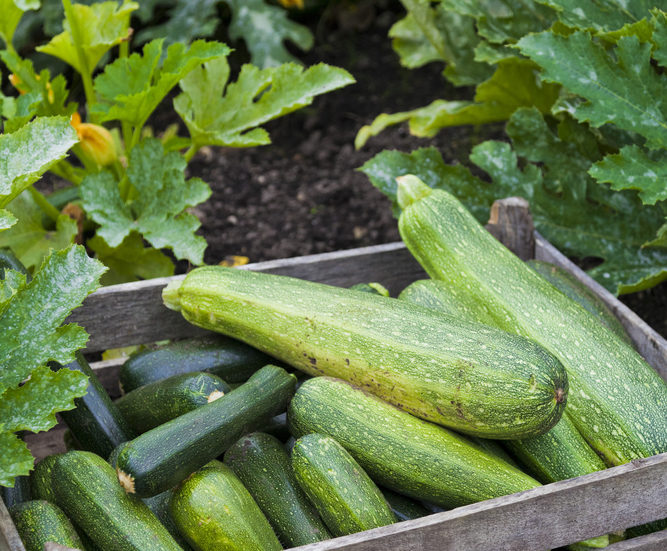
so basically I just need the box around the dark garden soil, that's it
[181,4,666,337]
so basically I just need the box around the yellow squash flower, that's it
[70,112,117,167]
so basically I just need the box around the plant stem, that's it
[184,144,199,163]
[29,187,61,223]
[50,161,84,186]
[62,0,97,121]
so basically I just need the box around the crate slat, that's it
[0,500,24,551]
[604,529,667,551]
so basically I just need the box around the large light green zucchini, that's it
[396,176,666,465]
[288,377,541,509]
[163,268,567,439]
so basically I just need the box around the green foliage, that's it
[135,0,220,46]
[0,245,105,486]
[175,58,355,149]
[0,0,40,47]
[80,138,211,265]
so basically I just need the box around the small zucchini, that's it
[112,364,297,497]
[119,335,275,393]
[170,461,281,551]
[9,500,83,551]
[115,372,231,433]
[381,489,430,522]
[224,432,331,547]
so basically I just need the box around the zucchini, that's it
[292,433,395,537]
[396,176,667,464]
[49,451,182,551]
[169,461,281,551]
[399,278,606,483]
[1,475,31,508]
[9,500,83,551]
[143,490,193,550]
[349,282,390,296]
[163,266,568,440]
[115,372,231,433]
[258,412,290,442]
[381,489,430,522]
[224,432,331,547]
[111,364,296,497]
[527,260,632,346]
[53,351,136,458]
[29,455,59,503]
[119,335,275,393]
[288,377,540,509]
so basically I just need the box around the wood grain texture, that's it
[485,197,535,261]
[289,454,667,551]
[535,233,667,377]
[0,499,24,551]
[604,529,667,551]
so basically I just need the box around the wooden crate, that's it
[1,199,665,551]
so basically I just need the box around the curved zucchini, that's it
[224,432,330,547]
[381,489,430,522]
[292,433,395,537]
[527,260,632,346]
[170,461,281,551]
[53,351,136,458]
[115,372,231,433]
[112,364,297,497]
[119,335,275,393]
[9,500,83,551]
[288,377,540,509]
[1,475,31,508]
[163,266,567,440]
[50,451,182,551]
[396,176,666,464]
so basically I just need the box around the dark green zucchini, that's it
[50,451,182,550]
[170,461,281,551]
[118,335,275,393]
[257,412,290,442]
[29,455,60,503]
[112,364,297,497]
[292,433,395,537]
[63,429,82,451]
[143,489,193,550]
[224,432,331,547]
[0,247,28,279]
[288,377,540,509]
[381,489,430,522]
[9,500,83,551]
[1,475,31,508]
[115,372,231,433]
[349,282,390,296]
[527,260,632,346]
[53,351,136,458]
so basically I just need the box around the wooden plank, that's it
[68,242,426,353]
[485,197,535,260]
[535,233,667,377]
[289,453,667,551]
[0,500,24,551]
[605,529,667,551]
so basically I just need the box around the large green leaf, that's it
[88,232,175,285]
[0,431,32,486]
[0,0,40,47]
[517,30,667,149]
[80,138,211,264]
[92,39,230,128]
[536,0,653,32]
[653,9,667,68]
[225,0,313,68]
[0,117,78,214]
[0,245,105,395]
[0,191,77,270]
[36,0,137,74]
[135,0,219,46]
[175,58,354,148]
[355,58,559,147]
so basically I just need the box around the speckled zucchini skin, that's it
[288,378,540,509]
[49,451,182,551]
[292,434,395,537]
[396,178,667,464]
[163,267,568,440]
[381,489,430,522]
[112,365,297,497]
[143,489,193,550]
[224,432,330,547]
[1,475,31,508]
[29,455,60,503]
[115,372,231,433]
[9,500,82,551]
[349,282,390,296]
[53,351,136,458]
[527,260,632,346]
[170,461,281,551]
[119,335,274,393]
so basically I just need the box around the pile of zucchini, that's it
[5,179,666,551]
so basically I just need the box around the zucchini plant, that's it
[0,0,354,284]
[358,0,667,296]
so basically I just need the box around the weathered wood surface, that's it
[605,529,667,551]
[67,242,426,353]
[290,453,667,551]
[535,233,667,377]
[485,196,535,260]
[0,500,24,551]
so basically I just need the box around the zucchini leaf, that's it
[80,138,211,265]
[0,0,40,47]
[174,57,354,149]
[92,39,230,128]
[36,0,137,74]
[535,0,653,33]
[0,245,105,486]
[0,116,78,227]
[225,0,314,68]
[135,0,219,47]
